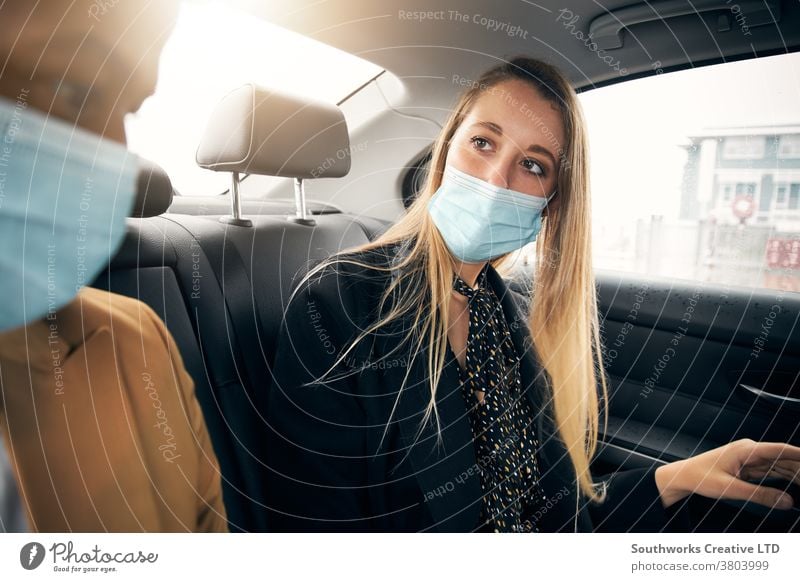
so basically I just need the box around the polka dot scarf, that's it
[452,265,547,532]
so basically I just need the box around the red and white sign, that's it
[732,194,755,219]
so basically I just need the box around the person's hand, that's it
[654,438,800,510]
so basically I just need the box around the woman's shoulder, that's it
[291,241,406,307]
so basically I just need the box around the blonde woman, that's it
[264,56,800,532]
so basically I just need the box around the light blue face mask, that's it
[427,164,556,263]
[0,96,139,332]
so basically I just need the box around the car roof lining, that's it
[244,0,799,93]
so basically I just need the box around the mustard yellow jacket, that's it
[0,287,227,532]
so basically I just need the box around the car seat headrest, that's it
[195,83,351,179]
[132,159,174,218]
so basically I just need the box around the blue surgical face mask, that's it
[427,164,556,263]
[0,96,139,332]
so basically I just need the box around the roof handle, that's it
[588,0,782,50]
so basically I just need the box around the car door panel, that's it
[594,271,800,531]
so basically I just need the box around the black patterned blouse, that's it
[450,265,548,532]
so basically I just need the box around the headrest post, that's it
[197,84,351,226]
[289,177,316,226]
[219,171,253,227]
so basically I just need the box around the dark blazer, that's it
[264,244,690,532]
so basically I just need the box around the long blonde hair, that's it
[291,56,608,502]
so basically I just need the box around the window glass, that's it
[722,136,765,159]
[124,1,382,197]
[778,135,800,158]
[579,52,800,293]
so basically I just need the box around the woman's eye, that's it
[522,158,545,176]
[470,136,491,150]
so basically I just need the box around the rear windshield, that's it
[125,1,382,197]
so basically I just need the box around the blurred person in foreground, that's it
[0,0,227,532]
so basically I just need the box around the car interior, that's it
[90,0,800,532]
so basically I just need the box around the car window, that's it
[124,0,382,198]
[579,51,800,294]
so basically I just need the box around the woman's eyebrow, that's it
[471,120,557,167]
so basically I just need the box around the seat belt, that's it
[168,218,272,531]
